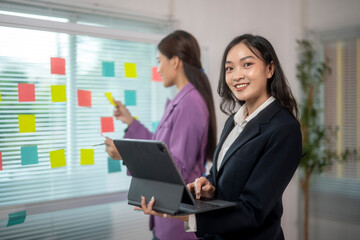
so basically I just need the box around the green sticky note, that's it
[51,85,67,102]
[152,121,159,133]
[7,210,26,227]
[18,115,36,133]
[49,149,66,168]
[21,146,39,165]
[102,61,115,77]
[108,157,121,173]
[124,63,137,78]
[124,90,136,106]
[80,149,94,165]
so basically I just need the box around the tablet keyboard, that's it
[180,200,217,211]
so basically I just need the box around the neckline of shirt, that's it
[233,96,276,126]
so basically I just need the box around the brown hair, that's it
[158,30,217,160]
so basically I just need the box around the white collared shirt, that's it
[216,96,275,171]
[185,96,276,232]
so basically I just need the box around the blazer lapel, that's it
[218,118,260,172]
[212,116,235,183]
[216,100,283,175]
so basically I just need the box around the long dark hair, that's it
[217,34,299,121]
[158,30,217,159]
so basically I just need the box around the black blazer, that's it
[195,100,302,240]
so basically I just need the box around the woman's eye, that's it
[225,66,233,71]
[244,62,253,67]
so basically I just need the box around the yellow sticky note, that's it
[80,149,94,165]
[134,116,139,120]
[124,63,137,78]
[105,92,116,106]
[51,85,67,102]
[49,149,66,168]
[0,90,2,101]
[18,115,36,133]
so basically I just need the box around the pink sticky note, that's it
[18,83,35,102]
[51,57,66,75]
[0,152,2,170]
[152,67,162,82]
[101,117,114,133]
[77,89,92,107]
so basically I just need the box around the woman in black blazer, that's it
[136,34,302,240]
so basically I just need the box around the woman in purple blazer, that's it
[105,30,217,240]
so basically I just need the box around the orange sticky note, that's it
[18,83,35,102]
[77,89,92,107]
[0,152,2,171]
[49,149,66,168]
[101,117,114,133]
[51,57,66,75]
[51,85,67,102]
[152,67,161,82]
[80,149,94,165]
[18,115,36,133]
[124,63,137,78]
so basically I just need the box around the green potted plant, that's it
[296,39,357,240]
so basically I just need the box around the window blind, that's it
[0,7,175,239]
[307,35,360,238]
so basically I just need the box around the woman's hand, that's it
[113,100,134,125]
[134,196,189,222]
[187,177,215,199]
[104,137,122,160]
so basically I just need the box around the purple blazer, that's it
[124,83,209,240]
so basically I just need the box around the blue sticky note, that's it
[152,121,159,133]
[124,90,136,106]
[108,157,121,173]
[21,146,39,165]
[102,61,115,77]
[7,210,26,227]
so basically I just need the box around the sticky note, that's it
[105,92,116,106]
[152,67,161,82]
[51,57,66,75]
[77,89,92,107]
[18,83,35,102]
[80,149,94,165]
[7,210,26,227]
[49,149,66,168]
[101,117,114,133]
[102,61,115,77]
[51,85,67,102]
[152,121,159,133]
[124,90,136,106]
[18,115,36,133]
[124,63,137,78]
[108,157,121,173]
[21,146,39,165]
[0,90,2,102]
[0,152,2,171]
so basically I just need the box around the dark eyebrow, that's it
[240,56,255,61]
[225,56,255,64]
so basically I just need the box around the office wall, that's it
[307,0,360,31]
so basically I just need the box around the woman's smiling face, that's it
[225,42,273,107]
